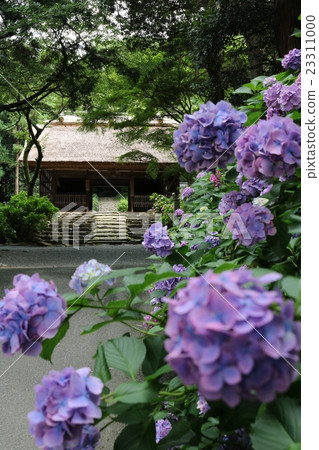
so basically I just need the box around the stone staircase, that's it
[38,212,157,246]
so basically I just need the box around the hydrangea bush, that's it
[0,50,301,450]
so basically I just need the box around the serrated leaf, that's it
[250,398,301,450]
[113,381,160,404]
[40,319,69,363]
[103,336,146,381]
[142,335,166,376]
[114,422,156,450]
[281,276,301,301]
[234,86,253,94]
[94,342,111,383]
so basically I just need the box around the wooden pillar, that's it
[86,178,90,211]
[51,170,57,204]
[129,176,134,212]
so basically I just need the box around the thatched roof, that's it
[21,122,176,165]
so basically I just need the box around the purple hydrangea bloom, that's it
[218,190,247,218]
[240,178,273,198]
[155,419,172,443]
[263,76,277,87]
[165,269,300,407]
[210,170,222,187]
[205,232,220,248]
[197,394,210,415]
[263,82,283,110]
[174,208,184,217]
[28,367,103,449]
[196,171,206,179]
[227,203,276,247]
[282,48,301,70]
[155,264,187,295]
[0,274,66,357]
[142,222,174,257]
[181,187,194,200]
[180,240,188,247]
[69,259,113,294]
[235,116,301,179]
[279,82,301,112]
[71,425,101,450]
[172,101,247,172]
[190,243,200,251]
[296,73,301,85]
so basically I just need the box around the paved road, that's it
[0,245,150,450]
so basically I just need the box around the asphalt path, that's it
[0,245,150,450]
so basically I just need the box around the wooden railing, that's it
[53,194,88,210]
[133,195,154,211]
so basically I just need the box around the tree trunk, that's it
[273,0,301,56]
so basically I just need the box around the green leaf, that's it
[157,419,196,449]
[142,335,167,376]
[104,402,155,424]
[281,276,301,301]
[103,336,146,381]
[234,86,253,94]
[114,422,156,450]
[94,342,111,383]
[113,381,160,404]
[250,398,301,450]
[40,319,69,363]
[145,364,172,381]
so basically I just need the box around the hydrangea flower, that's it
[181,187,194,200]
[296,73,301,85]
[204,232,220,248]
[218,190,247,218]
[197,394,210,415]
[263,76,277,87]
[155,264,187,295]
[196,171,206,179]
[172,101,247,172]
[263,81,283,110]
[282,48,301,70]
[165,269,300,407]
[174,208,184,217]
[279,82,301,112]
[0,274,66,357]
[155,419,172,443]
[180,240,188,247]
[28,367,103,449]
[69,259,113,294]
[210,170,222,187]
[142,222,175,257]
[227,203,276,246]
[235,116,301,179]
[71,425,101,450]
[240,178,272,198]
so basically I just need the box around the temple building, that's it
[21,116,178,212]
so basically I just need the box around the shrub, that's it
[0,192,58,243]
[117,198,128,212]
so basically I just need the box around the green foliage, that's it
[149,192,175,226]
[0,192,58,243]
[118,198,128,212]
[251,398,301,450]
[92,193,99,211]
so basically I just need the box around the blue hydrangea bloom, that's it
[181,187,194,200]
[227,203,276,246]
[69,259,114,294]
[279,82,301,112]
[155,418,172,443]
[142,222,175,257]
[204,232,220,248]
[28,367,103,449]
[240,178,273,198]
[172,101,247,172]
[155,264,187,295]
[235,116,301,179]
[282,48,301,70]
[0,274,66,357]
[70,425,101,450]
[165,269,300,407]
[218,190,247,218]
